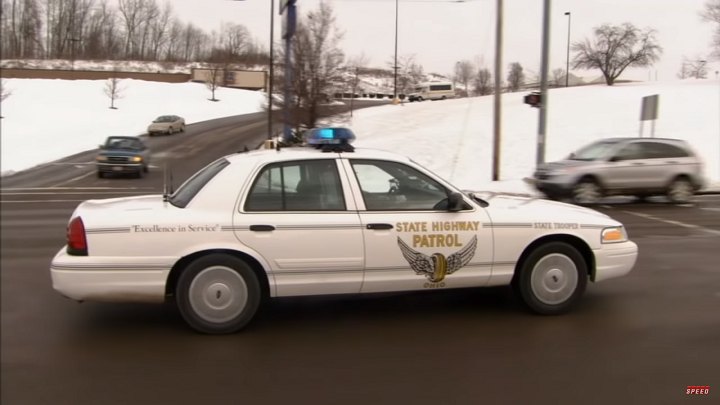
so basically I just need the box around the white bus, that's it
[407,82,455,102]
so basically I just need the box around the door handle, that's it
[366,223,393,230]
[249,225,275,232]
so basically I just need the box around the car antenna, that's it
[162,163,169,202]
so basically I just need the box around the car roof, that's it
[224,146,414,166]
[106,135,141,140]
[600,137,689,143]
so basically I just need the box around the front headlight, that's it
[96,156,108,162]
[131,156,143,162]
[601,226,628,244]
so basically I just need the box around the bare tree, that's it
[473,67,492,96]
[347,53,369,116]
[205,64,223,101]
[284,0,344,134]
[103,76,123,109]
[506,62,525,92]
[572,23,662,86]
[454,60,474,97]
[701,0,720,58]
[147,1,171,60]
[551,68,566,87]
[1,79,12,118]
[678,56,708,79]
[2,0,44,58]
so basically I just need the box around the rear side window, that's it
[169,158,230,208]
[645,142,690,158]
[245,160,345,211]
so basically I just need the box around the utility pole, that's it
[268,0,275,139]
[492,0,503,181]
[536,0,551,166]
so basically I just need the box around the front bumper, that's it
[97,162,143,174]
[592,241,638,282]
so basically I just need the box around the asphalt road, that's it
[1,107,718,404]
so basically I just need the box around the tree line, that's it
[0,0,267,64]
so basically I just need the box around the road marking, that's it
[620,210,720,237]
[1,186,155,191]
[701,207,720,212]
[1,191,152,195]
[49,170,96,187]
[0,199,86,204]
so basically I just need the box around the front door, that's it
[342,158,493,293]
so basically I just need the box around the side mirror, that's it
[447,192,465,212]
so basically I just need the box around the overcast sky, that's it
[163,0,718,81]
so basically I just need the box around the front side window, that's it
[350,159,449,211]
[571,140,622,161]
[245,160,345,211]
[613,143,646,161]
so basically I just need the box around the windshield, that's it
[154,116,174,123]
[104,137,143,151]
[570,140,622,161]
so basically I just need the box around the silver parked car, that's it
[532,138,705,204]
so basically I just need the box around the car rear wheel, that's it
[667,177,693,204]
[513,242,587,315]
[176,254,261,334]
[572,179,602,205]
[97,171,104,179]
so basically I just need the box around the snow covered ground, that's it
[1,77,719,195]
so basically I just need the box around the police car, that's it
[50,128,638,334]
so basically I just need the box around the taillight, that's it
[67,217,88,256]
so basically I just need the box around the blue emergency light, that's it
[304,127,356,152]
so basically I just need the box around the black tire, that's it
[143,164,149,173]
[135,169,143,178]
[666,176,693,204]
[572,178,603,205]
[97,171,104,178]
[176,254,261,334]
[513,242,587,315]
[167,127,174,135]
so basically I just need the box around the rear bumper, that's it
[50,249,170,303]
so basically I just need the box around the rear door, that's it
[232,158,365,296]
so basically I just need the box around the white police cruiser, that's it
[50,128,638,334]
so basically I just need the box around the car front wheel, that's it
[572,179,602,205]
[513,242,587,315]
[176,254,261,334]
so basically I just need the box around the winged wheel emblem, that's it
[397,235,478,282]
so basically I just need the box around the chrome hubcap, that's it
[530,253,578,305]
[189,266,248,323]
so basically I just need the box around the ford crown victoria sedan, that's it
[51,128,638,334]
